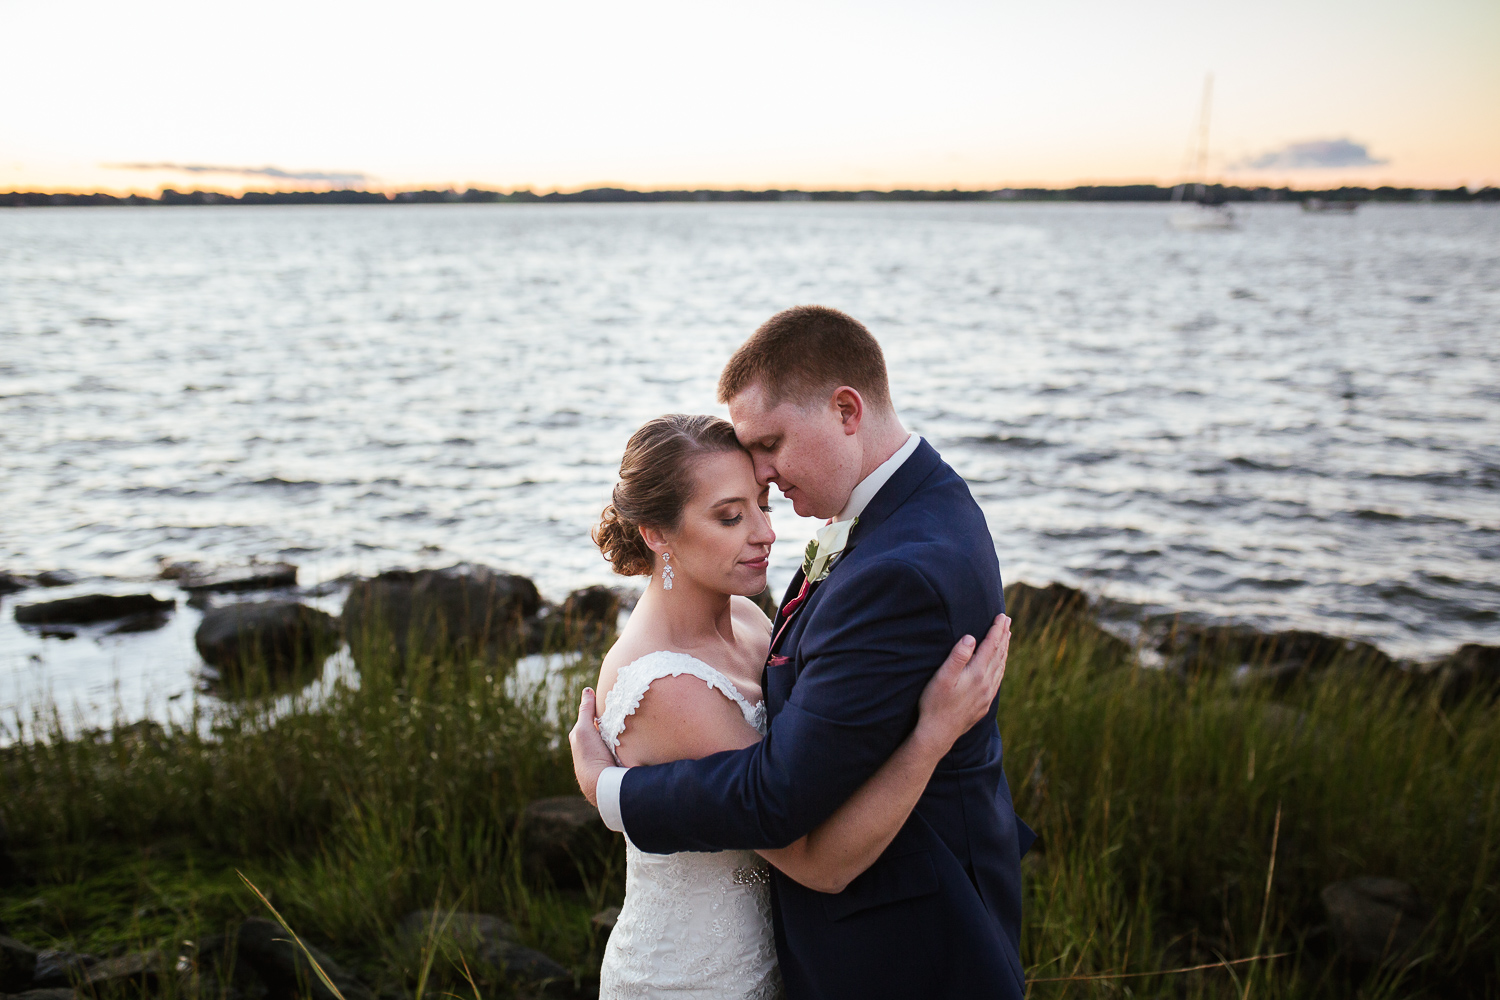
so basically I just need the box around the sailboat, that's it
[1170,74,1236,231]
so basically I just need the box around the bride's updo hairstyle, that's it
[594,414,745,576]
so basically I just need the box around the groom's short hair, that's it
[717,305,892,411]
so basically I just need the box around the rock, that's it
[157,558,205,581]
[1003,582,1132,668]
[482,940,569,984]
[14,593,175,626]
[181,564,298,595]
[1151,620,1391,683]
[1004,581,1090,630]
[234,918,372,1000]
[397,910,517,945]
[0,573,29,596]
[521,796,614,889]
[342,565,541,669]
[1321,877,1430,963]
[181,934,265,1000]
[0,935,38,992]
[1431,643,1500,703]
[34,571,77,588]
[392,910,568,984]
[393,917,567,983]
[81,951,161,990]
[30,951,97,988]
[562,586,619,629]
[195,602,340,675]
[527,586,621,652]
[104,609,174,634]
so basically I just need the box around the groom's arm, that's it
[607,557,957,854]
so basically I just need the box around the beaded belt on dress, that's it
[732,866,772,885]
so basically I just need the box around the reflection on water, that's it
[1,202,1496,724]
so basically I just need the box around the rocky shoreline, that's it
[4,561,1495,706]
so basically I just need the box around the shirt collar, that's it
[836,433,920,523]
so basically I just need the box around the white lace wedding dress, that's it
[597,651,784,1000]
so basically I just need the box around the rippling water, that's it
[2,202,1497,722]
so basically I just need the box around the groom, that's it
[572,305,1032,999]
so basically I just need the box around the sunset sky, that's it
[4,0,1496,194]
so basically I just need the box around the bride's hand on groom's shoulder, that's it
[916,614,1012,749]
[570,687,615,807]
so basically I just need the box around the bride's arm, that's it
[757,614,1010,894]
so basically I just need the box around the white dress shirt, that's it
[596,433,922,835]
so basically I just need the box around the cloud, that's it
[1237,139,1388,171]
[106,162,369,184]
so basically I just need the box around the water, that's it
[2,202,1497,725]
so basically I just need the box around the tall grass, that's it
[1003,611,1500,997]
[1,609,1495,998]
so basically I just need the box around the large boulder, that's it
[521,796,614,889]
[1321,877,1430,963]
[342,565,541,668]
[1003,582,1132,669]
[14,593,174,625]
[395,911,568,984]
[0,935,38,992]
[233,918,372,1000]
[1430,643,1500,703]
[195,602,340,675]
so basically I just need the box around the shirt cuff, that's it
[597,766,629,834]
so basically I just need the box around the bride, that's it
[582,414,1012,999]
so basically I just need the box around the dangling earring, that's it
[661,552,674,591]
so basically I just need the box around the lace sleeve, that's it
[597,651,761,759]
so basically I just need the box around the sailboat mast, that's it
[1195,74,1214,199]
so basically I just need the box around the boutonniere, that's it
[802,517,857,584]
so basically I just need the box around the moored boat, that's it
[1302,198,1360,213]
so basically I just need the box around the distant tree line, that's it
[4,184,1496,207]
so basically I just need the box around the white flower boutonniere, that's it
[802,517,857,584]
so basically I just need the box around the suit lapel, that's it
[764,441,943,658]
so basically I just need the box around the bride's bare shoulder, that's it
[730,594,773,636]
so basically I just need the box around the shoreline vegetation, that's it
[2,563,1497,998]
[4,184,1499,208]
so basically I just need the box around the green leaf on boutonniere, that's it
[802,517,857,584]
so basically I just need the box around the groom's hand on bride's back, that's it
[915,614,1011,750]
[570,687,614,807]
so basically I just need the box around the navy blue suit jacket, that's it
[619,439,1030,1000]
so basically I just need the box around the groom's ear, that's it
[832,386,864,435]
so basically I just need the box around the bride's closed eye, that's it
[721,514,744,526]
[760,505,773,514]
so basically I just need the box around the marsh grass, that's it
[1,606,1495,998]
